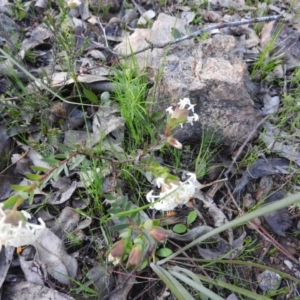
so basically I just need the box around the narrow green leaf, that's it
[28,191,34,205]
[171,267,208,300]
[151,264,195,300]
[52,164,65,181]
[194,271,271,300]
[10,185,32,192]
[3,194,22,209]
[70,155,86,170]
[169,269,224,300]
[187,211,197,226]
[63,163,69,177]
[109,224,130,232]
[156,248,173,258]
[84,88,98,103]
[25,173,43,181]
[173,224,187,234]
[42,157,60,166]
[31,166,50,173]
[157,193,300,266]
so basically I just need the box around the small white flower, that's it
[174,140,183,149]
[178,98,191,109]
[178,98,195,112]
[156,177,166,188]
[166,106,174,115]
[0,204,46,251]
[187,113,199,125]
[108,253,121,266]
[67,0,81,8]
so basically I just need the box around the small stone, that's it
[257,270,281,293]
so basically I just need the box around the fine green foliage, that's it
[112,59,152,147]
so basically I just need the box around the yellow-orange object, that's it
[166,211,175,217]
[16,246,25,255]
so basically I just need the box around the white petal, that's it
[156,177,165,188]
[166,106,174,115]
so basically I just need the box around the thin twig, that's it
[124,15,282,58]
[224,115,270,179]
[225,183,299,264]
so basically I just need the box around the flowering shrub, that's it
[106,98,201,267]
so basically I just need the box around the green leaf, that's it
[3,195,22,209]
[63,163,69,177]
[70,155,86,170]
[25,173,43,181]
[144,171,153,183]
[84,88,98,103]
[151,264,195,300]
[156,248,173,258]
[173,224,187,234]
[52,164,65,181]
[109,224,131,232]
[107,208,122,215]
[151,111,165,122]
[55,143,71,152]
[152,219,160,227]
[31,166,50,173]
[187,211,197,226]
[55,153,68,159]
[125,202,132,211]
[171,28,183,39]
[42,157,59,166]
[28,191,34,205]
[104,194,116,200]
[169,269,223,300]
[120,196,129,206]
[130,211,138,219]
[10,185,32,192]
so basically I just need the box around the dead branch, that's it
[126,15,282,58]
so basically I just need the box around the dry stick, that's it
[125,15,282,58]
[224,115,270,179]
[226,184,299,264]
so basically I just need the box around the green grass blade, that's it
[157,192,300,265]
[169,269,223,300]
[195,272,271,300]
[151,263,196,300]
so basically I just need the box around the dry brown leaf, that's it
[34,228,78,285]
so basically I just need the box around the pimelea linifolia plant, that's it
[107,98,200,268]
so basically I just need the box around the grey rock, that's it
[147,34,262,145]
[0,13,20,48]
[257,270,281,293]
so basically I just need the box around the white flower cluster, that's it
[67,0,81,8]
[0,204,46,251]
[146,173,199,211]
[166,98,199,126]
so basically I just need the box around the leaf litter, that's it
[0,0,300,299]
